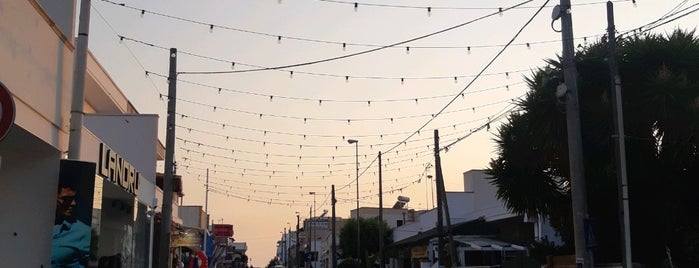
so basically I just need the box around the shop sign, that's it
[411,245,428,258]
[0,81,15,142]
[98,143,140,196]
[213,224,234,237]
[171,228,202,249]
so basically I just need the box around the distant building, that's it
[388,169,561,268]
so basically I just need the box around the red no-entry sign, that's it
[0,81,15,142]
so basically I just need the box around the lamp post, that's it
[347,139,360,266]
[309,192,316,268]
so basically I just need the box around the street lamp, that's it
[347,139,360,265]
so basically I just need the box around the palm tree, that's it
[488,30,699,266]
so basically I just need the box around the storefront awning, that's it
[449,235,526,251]
[390,217,494,248]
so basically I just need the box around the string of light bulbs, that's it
[146,70,527,102]
[92,5,167,102]
[103,0,616,52]
[103,0,540,51]
[126,35,570,80]
[373,0,548,160]
[183,152,431,178]
[174,110,506,141]
[191,169,424,206]
[168,93,519,123]
[181,161,428,200]
[176,112,506,151]
[328,1,548,193]
[317,0,632,11]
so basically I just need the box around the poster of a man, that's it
[51,160,96,268]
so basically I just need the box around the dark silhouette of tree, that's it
[488,30,699,266]
[339,217,393,267]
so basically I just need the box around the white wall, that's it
[83,114,159,206]
[0,0,73,266]
[180,206,206,229]
[463,170,513,221]
[0,126,61,267]
[0,0,73,151]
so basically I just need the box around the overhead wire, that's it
[377,0,551,157]
[146,69,527,100]
[174,111,505,141]
[91,5,166,103]
[317,0,631,11]
[173,0,537,74]
[101,0,622,50]
[169,94,519,123]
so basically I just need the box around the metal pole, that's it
[606,2,632,267]
[159,47,177,268]
[297,213,301,268]
[148,198,157,268]
[309,192,316,268]
[378,152,384,268]
[67,0,92,159]
[347,139,360,267]
[204,168,209,255]
[558,1,593,267]
[308,207,312,268]
[331,185,337,268]
[355,142,360,267]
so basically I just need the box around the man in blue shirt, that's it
[51,184,91,267]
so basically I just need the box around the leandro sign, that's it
[0,82,15,142]
[98,143,140,195]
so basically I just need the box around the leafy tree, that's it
[488,30,699,266]
[339,217,393,267]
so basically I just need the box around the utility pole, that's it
[378,151,384,268]
[331,185,337,268]
[607,2,632,267]
[67,0,91,159]
[433,130,445,267]
[556,1,593,267]
[433,130,458,267]
[159,48,177,268]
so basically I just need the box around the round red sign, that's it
[0,81,15,142]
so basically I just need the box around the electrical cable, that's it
[174,0,536,74]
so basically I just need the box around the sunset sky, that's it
[85,0,698,266]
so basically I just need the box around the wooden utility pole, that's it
[606,2,632,267]
[557,1,593,267]
[158,48,178,268]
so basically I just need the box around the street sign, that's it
[213,224,234,237]
[0,82,15,142]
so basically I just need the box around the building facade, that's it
[0,1,165,266]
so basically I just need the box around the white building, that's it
[389,170,560,268]
[0,1,167,267]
